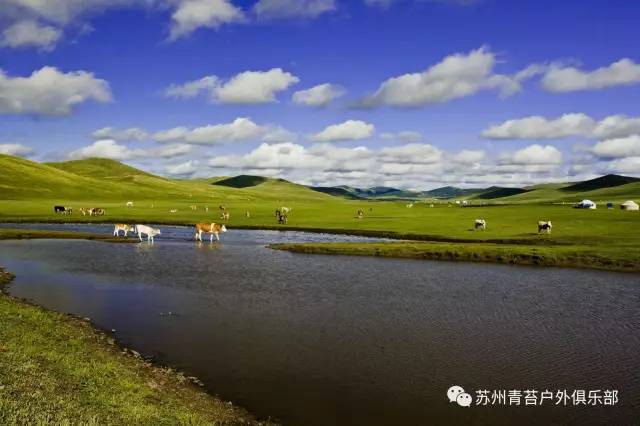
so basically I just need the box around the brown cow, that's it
[194,223,227,242]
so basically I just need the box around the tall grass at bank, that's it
[0,268,273,425]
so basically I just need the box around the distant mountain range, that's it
[1,155,638,203]
[310,174,640,201]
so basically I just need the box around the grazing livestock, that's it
[170,209,178,213]
[356,209,364,219]
[126,201,133,208]
[219,205,226,211]
[91,208,105,216]
[538,221,553,234]
[54,206,72,215]
[406,203,414,208]
[220,211,230,220]
[136,224,161,243]
[113,224,135,237]
[245,211,250,218]
[474,219,486,230]
[281,207,291,214]
[194,223,227,242]
[190,205,197,211]
[275,210,288,224]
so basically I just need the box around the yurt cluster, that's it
[574,199,639,210]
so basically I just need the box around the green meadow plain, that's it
[1,154,639,423]
[1,154,639,271]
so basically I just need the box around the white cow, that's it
[281,207,291,214]
[126,201,134,208]
[474,219,486,230]
[136,224,161,242]
[113,224,135,237]
[406,203,414,208]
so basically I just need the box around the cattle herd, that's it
[111,223,227,243]
[54,206,105,216]
[53,202,555,245]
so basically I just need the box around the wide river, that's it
[0,224,638,425]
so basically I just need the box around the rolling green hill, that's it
[423,186,484,199]
[310,186,364,199]
[1,155,639,204]
[0,155,331,203]
[473,186,529,200]
[47,158,158,180]
[562,174,640,192]
[213,175,269,188]
[0,155,130,200]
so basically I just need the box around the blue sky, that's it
[1,0,640,189]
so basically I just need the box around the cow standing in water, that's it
[136,224,161,243]
[194,223,227,242]
[113,224,135,237]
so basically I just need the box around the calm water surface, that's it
[0,225,638,425]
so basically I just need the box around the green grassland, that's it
[0,154,638,422]
[0,268,271,425]
[1,154,639,271]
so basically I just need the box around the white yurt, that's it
[575,199,597,209]
[621,200,639,211]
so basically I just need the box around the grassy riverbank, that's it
[0,268,272,425]
[0,228,138,243]
[270,241,640,273]
[1,155,639,272]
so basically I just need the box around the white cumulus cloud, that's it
[0,66,112,116]
[360,47,527,108]
[499,144,563,165]
[253,0,336,19]
[164,76,218,99]
[312,120,375,142]
[153,143,193,158]
[602,157,640,174]
[0,143,35,156]
[482,113,640,140]
[592,115,640,139]
[168,0,245,40]
[379,143,442,164]
[153,118,265,144]
[292,83,344,106]
[482,113,596,139]
[165,160,199,175]
[92,127,149,141]
[0,20,62,50]
[68,139,146,160]
[380,130,423,143]
[542,58,640,92]
[165,68,299,104]
[592,135,640,159]
[453,149,485,164]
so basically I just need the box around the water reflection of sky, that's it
[0,236,638,426]
[0,223,389,245]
